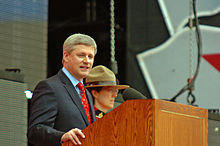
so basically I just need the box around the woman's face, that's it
[92,86,118,113]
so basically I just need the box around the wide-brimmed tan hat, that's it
[85,65,129,89]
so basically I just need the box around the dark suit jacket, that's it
[27,70,96,146]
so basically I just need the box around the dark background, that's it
[47,0,169,97]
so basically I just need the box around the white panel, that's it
[137,25,220,109]
[158,0,220,35]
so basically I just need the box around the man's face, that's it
[93,86,118,113]
[63,44,95,81]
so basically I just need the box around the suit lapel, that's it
[58,70,89,125]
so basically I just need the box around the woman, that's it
[85,65,129,119]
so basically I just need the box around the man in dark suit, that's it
[27,33,97,146]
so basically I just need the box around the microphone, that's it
[122,87,147,101]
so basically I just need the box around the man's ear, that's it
[91,90,99,99]
[63,51,69,62]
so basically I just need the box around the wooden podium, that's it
[62,99,208,146]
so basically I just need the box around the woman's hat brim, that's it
[86,84,129,90]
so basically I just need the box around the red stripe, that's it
[202,53,220,72]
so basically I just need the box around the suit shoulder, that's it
[34,74,61,89]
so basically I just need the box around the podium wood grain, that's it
[62,99,208,146]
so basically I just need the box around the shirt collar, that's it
[62,67,83,87]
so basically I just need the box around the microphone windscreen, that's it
[122,87,147,101]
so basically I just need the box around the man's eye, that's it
[89,55,94,59]
[78,54,84,57]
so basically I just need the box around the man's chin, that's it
[80,72,89,78]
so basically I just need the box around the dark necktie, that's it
[77,82,92,124]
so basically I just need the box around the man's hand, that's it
[61,128,85,145]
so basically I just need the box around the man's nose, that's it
[83,56,89,63]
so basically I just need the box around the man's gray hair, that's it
[63,33,97,54]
